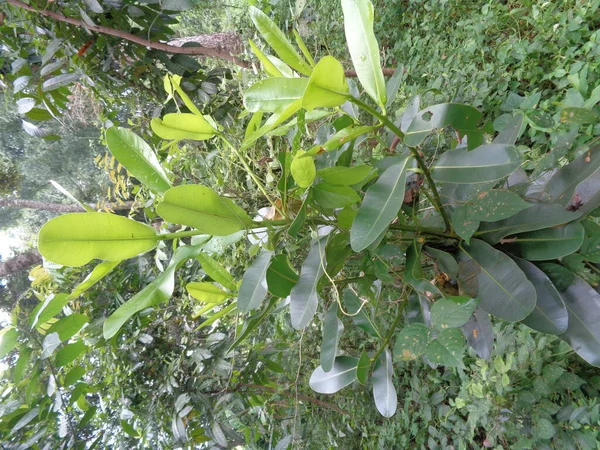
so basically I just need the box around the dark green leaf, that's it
[64,366,86,386]
[493,114,524,145]
[430,297,478,331]
[580,220,600,263]
[318,165,372,186]
[309,356,358,394]
[405,240,443,297]
[425,247,458,279]
[344,288,381,338]
[393,323,432,361]
[312,183,360,209]
[513,258,568,334]
[543,148,600,206]
[321,303,344,372]
[56,341,87,368]
[458,239,536,321]
[372,349,397,418]
[461,307,494,360]
[537,262,575,292]
[451,206,480,244]
[266,255,299,298]
[560,107,600,125]
[501,222,584,261]
[42,73,81,91]
[469,190,533,222]
[238,250,273,312]
[425,328,465,368]
[356,350,371,385]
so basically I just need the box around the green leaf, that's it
[244,78,308,113]
[56,341,87,368]
[404,240,443,297]
[196,253,237,291]
[469,190,533,222]
[68,261,120,300]
[103,244,203,339]
[242,99,303,148]
[290,150,316,188]
[64,366,86,386]
[196,303,237,330]
[451,206,480,244]
[542,149,600,206]
[558,275,600,366]
[430,297,478,331]
[46,314,89,341]
[318,165,372,186]
[393,323,432,361]
[312,183,360,209]
[458,239,536,321]
[248,39,283,77]
[105,127,172,195]
[513,258,568,335]
[526,110,555,130]
[309,356,358,394]
[41,73,81,91]
[461,307,494,360]
[121,420,140,439]
[344,288,381,338]
[350,157,411,251]
[30,293,70,328]
[356,350,371,385]
[228,298,277,352]
[266,254,299,298]
[493,114,524,145]
[38,213,158,267]
[431,144,522,184]
[293,29,316,67]
[425,247,458,279]
[249,7,312,76]
[290,237,327,329]
[302,56,349,110]
[151,113,216,141]
[306,125,376,156]
[13,347,32,384]
[560,107,600,125]
[321,303,344,372]
[476,203,579,244]
[537,262,575,292]
[425,328,465,368]
[580,220,600,263]
[501,222,585,261]
[341,0,386,107]
[372,349,397,418]
[186,282,231,304]
[0,328,19,358]
[404,103,483,147]
[237,250,273,312]
[157,185,251,236]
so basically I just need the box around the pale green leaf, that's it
[151,113,216,141]
[302,56,349,110]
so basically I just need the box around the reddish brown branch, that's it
[0,198,134,213]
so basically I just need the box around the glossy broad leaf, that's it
[186,282,231,304]
[38,213,157,267]
[151,113,216,141]
[237,250,273,312]
[105,127,172,194]
[451,206,479,244]
[68,261,120,300]
[558,275,600,366]
[302,56,349,110]
[243,78,308,113]
[468,190,533,222]
[425,328,465,368]
[317,165,372,186]
[430,297,478,331]
[312,183,360,209]
[266,254,299,298]
[513,258,568,334]
[502,222,584,261]
[394,323,432,361]
[350,157,411,251]
[458,239,536,321]
[157,185,251,236]
[249,7,312,76]
[30,293,70,328]
[341,0,386,107]
[289,237,327,329]
[461,307,494,360]
[290,150,316,188]
[431,144,522,184]
[321,303,344,372]
[372,349,397,418]
[425,247,458,279]
[309,356,358,394]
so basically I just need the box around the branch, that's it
[5,0,251,68]
[0,250,42,277]
[0,198,134,213]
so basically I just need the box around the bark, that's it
[0,198,134,213]
[0,250,42,277]
[168,32,243,55]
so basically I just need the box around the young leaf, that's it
[425,328,465,368]
[68,261,120,300]
[38,213,158,267]
[372,349,397,418]
[430,297,478,331]
[186,282,231,304]
[244,78,308,113]
[248,39,283,77]
[351,157,411,251]
[512,257,568,334]
[309,356,358,394]
[341,0,386,107]
[289,237,327,329]
[461,307,494,360]
[0,328,19,358]
[501,222,585,261]
[356,350,371,385]
[302,56,349,110]
[290,150,316,188]
[558,275,600,366]
[157,185,251,236]
[293,29,315,67]
[312,183,360,209]
[105,127,172,195]
[151,113,216,141]
[249,7,312,76]
[458,239,536,321]
[393,323,432,361]
[321,303,344,373]
[266,254,299,298]
[237,250,273,312]
[317,165,372,186]
[431,144,522,184]
[196,253,237,292]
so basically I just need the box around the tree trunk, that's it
[0,250,42,277]
[0,198,134,213]
[168,32,243,55]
